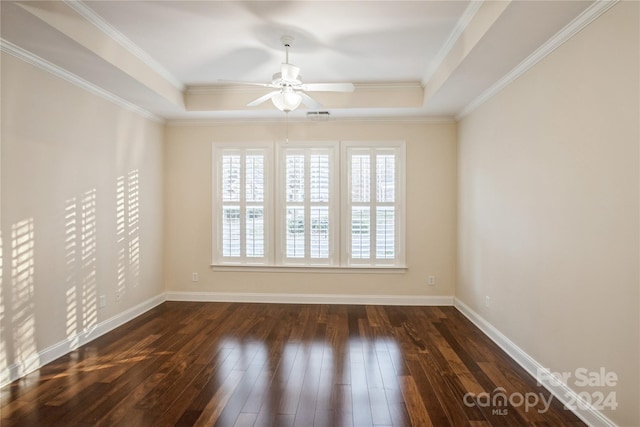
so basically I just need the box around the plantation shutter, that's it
[344,142,404,267]
[279,143,337,265]
[213,143,272,264]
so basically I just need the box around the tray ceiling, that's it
[0,1,599,121]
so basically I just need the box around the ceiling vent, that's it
[306,111,331,121]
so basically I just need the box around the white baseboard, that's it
[1,293,166,388]
[454,298,617,427]
[166,291,454,306]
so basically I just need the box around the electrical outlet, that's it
[485,296,491,307]
[192,272,199,282]
[99,295,106,308]
[428,275,436,286]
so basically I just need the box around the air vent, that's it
[306,111,331,121]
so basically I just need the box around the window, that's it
[212,142,272,264]
[343,142,405,266]
[212,141,405,269]
[277,142,338,265]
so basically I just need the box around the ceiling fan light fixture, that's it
[234,34,352,112]
[271,90,302,112]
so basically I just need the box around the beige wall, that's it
[457,3,639,425]
[1,52,164,378]
[164,121,457,298]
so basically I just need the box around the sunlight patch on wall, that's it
[128,170,140,288]
[116,170,141,301]
[64,197,79,347]
[64,189,98,348]
[11,218,38,373]
[80,189,98,331]
[116,175,126,300]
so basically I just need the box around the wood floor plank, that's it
[278,341,308,416]
[233,412,258,427]
[332,384,354,427]
[240,318,291,415]
[348,340,374,427]
[1,302,586,427]
[313,339,335,426]
[358,321,393,426]
[400,375,434,427]
[213,343,268,427]
[252,341,301,426]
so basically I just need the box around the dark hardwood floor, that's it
[1,302,584,426]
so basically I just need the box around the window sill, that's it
[210,264,408,274]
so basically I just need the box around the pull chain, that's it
[285,111,289,143]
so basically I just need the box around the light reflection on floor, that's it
[209,335,405,426]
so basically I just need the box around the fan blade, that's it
[281,63,300,81]
[299,92,323,109]
[218,79,278,88]
[302,82,355,92]
[247,91,280,107]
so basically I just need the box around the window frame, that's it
[212,140,406,270]
[276,141,339,266]
[211,141,273,266]
[341,141,406,268]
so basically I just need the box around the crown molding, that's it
[1,39,163,123]
[166,115,455,127]
[353,82,424,91]
[332,115,454,124]
[456,0,619,120]
[187,85,272,95]
[63,0,184,91]
[187,82,424,95]
[422,0,484,86]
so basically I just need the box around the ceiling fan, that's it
[222,36,355,112]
